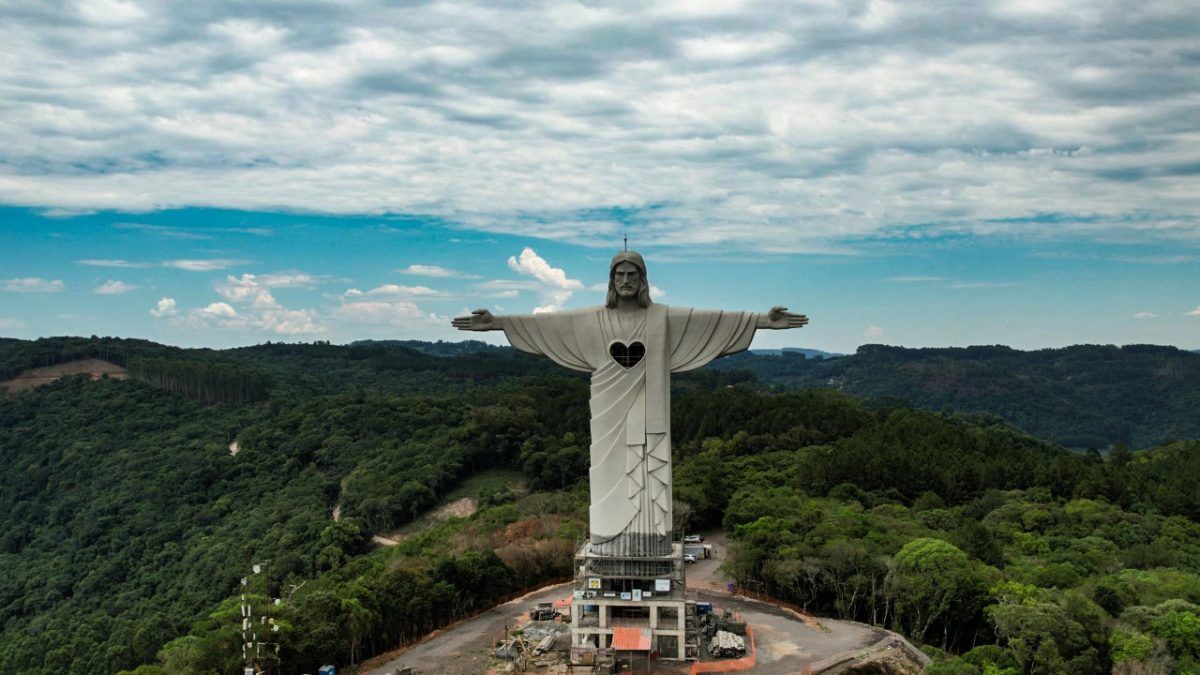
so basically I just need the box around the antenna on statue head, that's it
[624,234,628,252]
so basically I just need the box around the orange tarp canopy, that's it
[611,627,652,651]
[554,597,571,609]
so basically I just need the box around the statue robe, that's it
[503,304,759,557]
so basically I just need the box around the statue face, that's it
[613,261,642,299]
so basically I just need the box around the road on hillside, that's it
[365,529,886,674]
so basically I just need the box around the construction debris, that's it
[708,630,747,658]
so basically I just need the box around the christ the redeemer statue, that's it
[453,251,808,558]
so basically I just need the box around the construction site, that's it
[365,532,929,675]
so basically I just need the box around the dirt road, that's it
[366,529,895,674]
[364,583,571,675]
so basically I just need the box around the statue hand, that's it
[765,305,809,330]
[451,308,498,331]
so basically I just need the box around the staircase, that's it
[684,601,701,660]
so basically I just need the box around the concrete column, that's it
[677,607,685,631]
[650,605,658,629]
[599,604,608,629]
[572,601,582,625]
[677,636,686,659]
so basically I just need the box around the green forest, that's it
[2,336,1200,674]
[714,343,1200,450]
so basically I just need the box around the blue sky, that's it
[1,1,1197,352]
[3,205,1197,352]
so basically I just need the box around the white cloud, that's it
[3,278,65,293]
[886,276,945,283]
[148,273,324,335]
[508,248,583,290]
[864,325,886,338]
[200,302,238,319]
[95,280,138,294]
[506,247,583,313]
[362,284,444,297]
[210,273,325,334]
[164,259,241,272]
[81,258,244,271]
[1133,311,1158,319]
[401,264,477,278]
[1187,306,1200,317]
[150,297,177,317]
[332,300,426,324]
[0,2,1196,252]
[79,259,154,268]
[0,317,27,331]
[256,272,316,287]
[217,274,279,310]
[258,307,320,335]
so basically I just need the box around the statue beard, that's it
[605,281,652,309]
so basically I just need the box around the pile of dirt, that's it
[433,496,478,520]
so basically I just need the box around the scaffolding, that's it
[569,541,698,662]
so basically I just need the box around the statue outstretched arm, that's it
[451,308,505,331]
[454,308,595,371]
[756,305,809,330]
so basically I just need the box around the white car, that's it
[683,553,698,563]
[683,534,702,543]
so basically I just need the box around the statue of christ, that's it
[453,251,808,557]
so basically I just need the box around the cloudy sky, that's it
[1,0,1198,352]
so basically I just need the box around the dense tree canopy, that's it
[2,336,1199,674]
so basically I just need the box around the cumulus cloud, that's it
[332,299,427,325]
[3,2,1195,252]
[200,302,238,319]
[506,247,583,312]
[150,297,177,317]
[3,277,65,293]
[95,280,138,294]
[149,274,322,334]
[864,325,886,339]
[211,273,323,334]
[1187,306,1200,317]
[401,264,477,278]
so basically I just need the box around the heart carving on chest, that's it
[610,341,646,368]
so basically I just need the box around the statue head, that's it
[607,250,651,308]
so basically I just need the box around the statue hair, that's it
[606,251,651,308]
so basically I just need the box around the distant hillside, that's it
[349,338,506,357]
[750,347,843,359]
[712,343,1200,449]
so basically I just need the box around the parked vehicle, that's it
[529,601,558,620]
[683,553,697,563]
[683,534,703,543]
